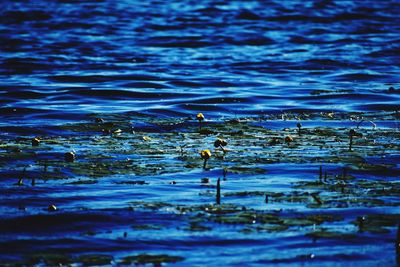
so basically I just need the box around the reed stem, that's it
[216,178,221,205]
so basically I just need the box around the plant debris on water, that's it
[0,111,399,266]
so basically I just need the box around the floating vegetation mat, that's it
[0,111,399,266]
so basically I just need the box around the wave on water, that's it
[0,0,399,122]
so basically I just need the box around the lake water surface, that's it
[0,0,400,266]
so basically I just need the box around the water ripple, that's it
[0,0,398,119]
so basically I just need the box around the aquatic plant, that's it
[31,138,40,146]
[285,135,293,144]
[1,111,399,266]
[297,122,302,135]
[78,254,113,266]
[196,113,205,129]
[15,167,26,186]
[200,149,211,169]
[216,178,221,205]
[95,117,104,123]
[64,151,76,162]
[319,166,323,182]
[120,254,184,265]
[223,167,228,178]
[396,224,400,265]
[16,178,23,186]
[349,129,356,151]
[201,177,210,184]
[214,138,228,154]
[48,204,57,212]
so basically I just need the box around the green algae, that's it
[119,254,184,265]
[353,214,400,234]
[282,217,316,227]
[348,163,398,175]
[23,253,74,266]
[132,224,163,231]
[78,254,113,266]
[126,200,346,231]
[305,214,344,224]
[66,160,166,177]
[241,224,289,234]
[66,179,98,185]
[212,212,258,224]
[208,210,343,228]
[0,150,36,161]
[227,166,266,175]
[224,190,321,205]
[224,191,284,198]
[185,222,212,232]
[2,112,399,180]
[294,175,400,208]
[306,229,357,239]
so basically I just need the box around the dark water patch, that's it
[236,10,262,20]
[228,60,298,73]
[0,212,125,233]
[169,79,238,88]
[45,21,97,30]
[187,97,256,105]
[0,57,56,74]
[145,23,187,31]
[225,36,275,46]
[355,103,400,112]
[290,36,329,44]
[266,15,332,23]
[367,46,400,58]
[119,82,170,89]
[296,93,395,102]
[0,37,34,52]
[304,59,354,69]
[193,7,224,14]
[0,238,154,256]
[137,36,215,48]
[329,73,390,82]
[2,90,48,99]
[0,107,51,116]
[49,74,164,83]
[351,25,394,35]
[0,126,59,136]
[0,238,92,255]
[71,89,189,100]
[168,80,206,88]
[1,10,52,24]
[0,99,14,105]
[333,12,377,21]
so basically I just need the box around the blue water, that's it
[1,0,400,122]
[1,1,400,266]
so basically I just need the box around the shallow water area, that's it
[0,112,399,266]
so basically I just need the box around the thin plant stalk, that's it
[216,178,221,205]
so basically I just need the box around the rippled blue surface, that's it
[1,0,400,122]
[1,1,400,266]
